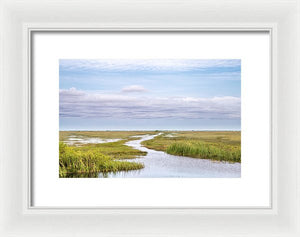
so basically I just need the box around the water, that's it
[65,136,122,146]
[99,134,241,178]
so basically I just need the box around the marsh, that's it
[59,131,241,178]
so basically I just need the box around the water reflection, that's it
[64,172,99,178]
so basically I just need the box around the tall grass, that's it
[166,141,240,162]
[59,142,144,177]
[141,131,241,162]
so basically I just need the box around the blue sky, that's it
[59,59,241,130]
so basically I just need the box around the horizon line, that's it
[59,129,241,132]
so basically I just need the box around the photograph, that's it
[59,59,241,178]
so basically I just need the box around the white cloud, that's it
[60,88,240,120]
[121,85,148,93]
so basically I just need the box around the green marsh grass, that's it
[59,131,152,177]
[74,140,147,159]
[59,142,144,178]
[142,131,241,162]
[166,141,240,162]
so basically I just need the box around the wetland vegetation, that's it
[59,131,157,177]
[59,131,241,178]
[142,131,241,163]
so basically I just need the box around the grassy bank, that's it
[59,131,153,178]
[74,140,147,159]
[142,131,241,162]
[59,142,144,178]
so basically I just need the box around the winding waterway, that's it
[99,134,241,178]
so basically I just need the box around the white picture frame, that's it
[0,0,299,236]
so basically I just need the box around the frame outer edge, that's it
[0,1,297,236]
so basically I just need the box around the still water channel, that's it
[99,134,241,178]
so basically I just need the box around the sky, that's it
[59,59,241,131]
